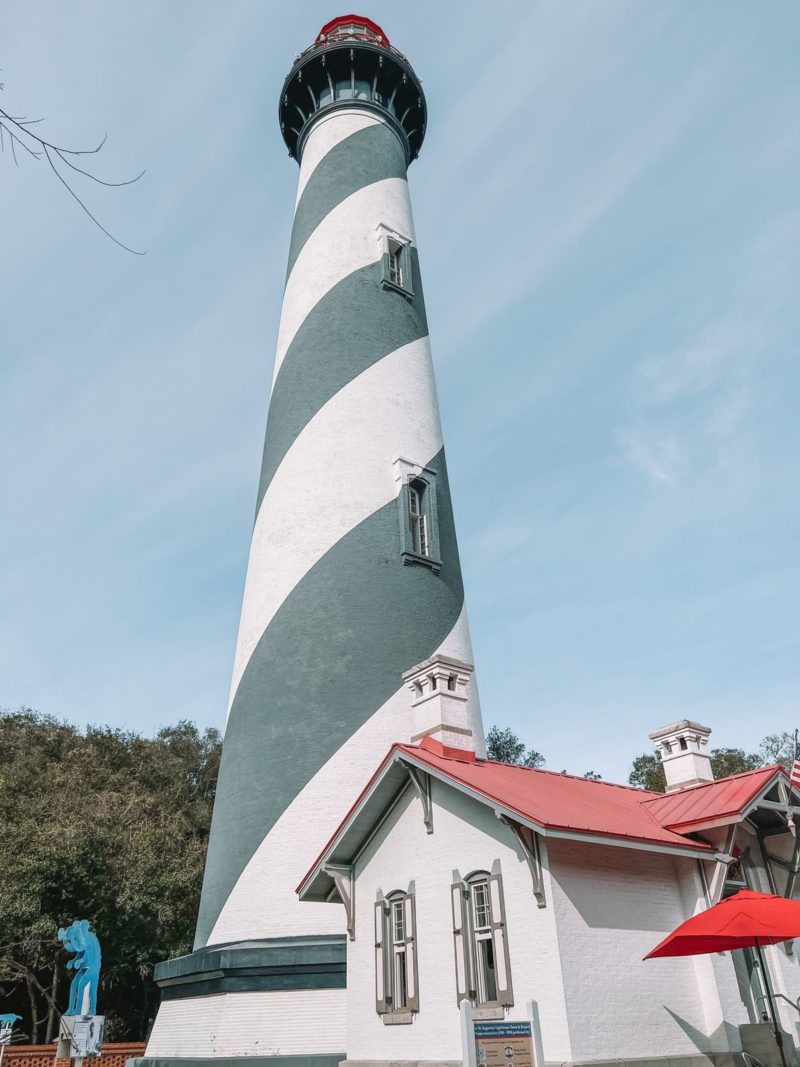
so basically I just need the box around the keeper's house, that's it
[299,695,800,1067]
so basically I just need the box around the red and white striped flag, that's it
[790,732,800,790]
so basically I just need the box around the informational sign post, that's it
[55,917,104,1064]
[57,1015,105,1061]
[474,1020,534,1067]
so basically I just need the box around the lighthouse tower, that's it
[141,15,483,1065]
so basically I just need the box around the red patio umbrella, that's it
[646,889,800,1067]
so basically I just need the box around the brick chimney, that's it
[404,655,475,752]
[649,720,714,792]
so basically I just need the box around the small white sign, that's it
[57,1016,105,1059]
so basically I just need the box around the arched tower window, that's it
[394,459,442,572]
[379,225,414,299]
[408,480,428,557]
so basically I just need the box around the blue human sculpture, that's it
[58,920,101,1016]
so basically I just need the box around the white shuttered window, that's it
[452,869,514,1008]
[375,891,420,1015]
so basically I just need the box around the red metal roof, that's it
[643,764,784,831]
[399,741,711,853]
[298,741,786,897]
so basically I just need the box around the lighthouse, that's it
[141,15,483,1064]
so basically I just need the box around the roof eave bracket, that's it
[323,863,355,941]
[496,810,546,908]
[402,760,433,834]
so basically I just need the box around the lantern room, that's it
[279,14,427,164]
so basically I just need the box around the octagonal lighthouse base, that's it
[131,935,346,1066]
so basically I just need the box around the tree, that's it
[759,732,795,771]
[582,770,602,781]
[485,725,544,769]
[0,709,221,1041]
[628,752,666,792]
[710,747,761,779]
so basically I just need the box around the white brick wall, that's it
[145,989,346,1057]
[348,779,571,1063]
[344,774,768,1064]
[548,838,744,1060]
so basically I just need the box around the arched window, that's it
[451,867,513,1008]
[379,226,413,299]
[408,479,428,557]
[394,457,441,571]
[468,875,497,1004]
[374,889,419,1016]
[387,238,405,289]
[389,892,409,1009]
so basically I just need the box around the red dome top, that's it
[317,14,391,49]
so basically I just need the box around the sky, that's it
[2,1,798,783]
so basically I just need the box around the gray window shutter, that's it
[408,483,418,543]
[374,898,388,1014]
[489,870,514,1007]
[451,878,471,1005]
[404,892,420,1012]
[402,243,413,293]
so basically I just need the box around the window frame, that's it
[408,480,429,558]
[396,463,442,572]
[452,866,514,1010]
[375,889,419,1020]
[387,239,405,289]
[468,875,499,1006]
[390,896,408,1009]
[378,224,414,299]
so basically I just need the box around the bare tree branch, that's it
[0,89,146,254]
[43,144,145,255]
[53,146,145,188]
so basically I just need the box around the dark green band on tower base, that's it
[256,251,427,516]
[153,935,346,999]
[195,447,464,947]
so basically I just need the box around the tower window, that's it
[379,227,413,298]
[409,481,428,557]
[395,460,441,572]
[388,240,404,289]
